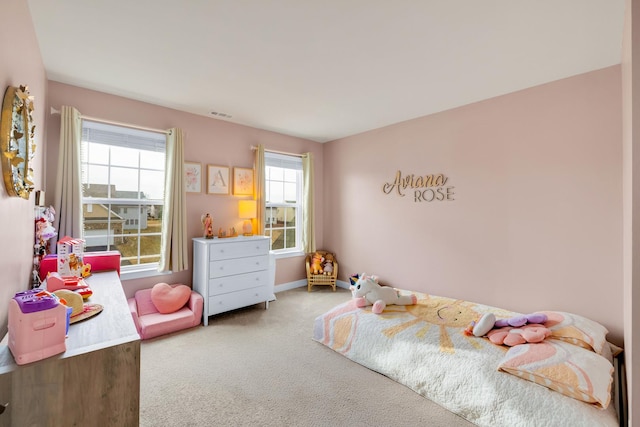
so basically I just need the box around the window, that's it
[80,120,166,271]
[264,152,303,253]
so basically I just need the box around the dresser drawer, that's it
[208,270,269,296]
[208,239,270,261]
[208,286,269,316]
[209,255,268,278]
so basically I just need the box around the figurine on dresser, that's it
[201,213,214,239]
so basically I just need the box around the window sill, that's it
[270,250,305,260]
[120,266,172,281]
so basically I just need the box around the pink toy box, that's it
[8,289,67,365]
[39,251,121,282]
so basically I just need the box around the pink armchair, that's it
[128,287,203,340]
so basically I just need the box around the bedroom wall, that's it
[0,0,47,336]
[323,66,624,345]
[44,82,324,297]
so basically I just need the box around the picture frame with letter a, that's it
[207,165,229,195]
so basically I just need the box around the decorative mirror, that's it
[0,85,36,199]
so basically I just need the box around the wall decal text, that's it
[382,170,455,202]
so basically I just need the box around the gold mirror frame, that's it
[0,85,35,199]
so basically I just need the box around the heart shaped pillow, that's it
[150,282,191,314]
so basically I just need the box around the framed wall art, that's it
[207,165,230,195]
[184,162,202,193]
[233,167,254,196]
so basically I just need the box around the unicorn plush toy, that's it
[351,273,417,314]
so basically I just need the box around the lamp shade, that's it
[239,200,257,236]
[238,200,257,219]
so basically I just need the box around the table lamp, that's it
[238,200,257,236]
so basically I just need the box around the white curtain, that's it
[159,128,189,272]
[302,152,315,253]
[53,106,83,248]
[254,145,266,235]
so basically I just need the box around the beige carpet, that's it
[140,287,475,427]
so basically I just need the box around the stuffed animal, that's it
[464,312,497,337]
[323,253,334,275]
[351,273,417,314]
[463,311,552,346]
[349,273,360,287]
[486,324,551,346]
[494,312,548,328]
[310,252,324,275]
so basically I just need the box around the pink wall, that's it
[324,66,624,345]
[0,0,47,336]
[45,82,323,297]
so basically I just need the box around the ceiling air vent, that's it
[210,111,233,119]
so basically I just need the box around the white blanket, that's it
[313,293,618,427]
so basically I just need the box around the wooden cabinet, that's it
[0,271,140,426]
[193,236,275,326]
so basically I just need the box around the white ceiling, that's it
[27,1,625,143]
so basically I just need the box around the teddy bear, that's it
[310,252,324,275]
[351,273,417,314]
[323,253,334,275]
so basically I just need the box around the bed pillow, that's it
[498,339,613,409]
[541,311,608,354]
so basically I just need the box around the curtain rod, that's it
[250,145,303,158]
[50,107,171,135]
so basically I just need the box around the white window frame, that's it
[80,120,166,275]
[264,152,303,255]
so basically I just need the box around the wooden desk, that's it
[0,271,140,426]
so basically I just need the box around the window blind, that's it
[265,152,303,170]
[82,120,166,152]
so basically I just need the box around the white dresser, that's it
[193,236,275,326]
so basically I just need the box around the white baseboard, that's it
[274,279,351,293]
[274,280,307,293]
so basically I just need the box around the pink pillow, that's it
[150,282,191,314]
